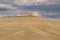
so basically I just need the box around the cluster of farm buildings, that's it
[24,11,38,16]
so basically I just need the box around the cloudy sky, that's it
[0,0,60,18]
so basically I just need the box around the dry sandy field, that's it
[0,16,60,40]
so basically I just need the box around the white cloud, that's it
[0,14,8,17]
[40,12,60,16]
[36,0,48,3]
[0,0,60,6]
[13,0,60,5]
[0,3,22,15]
[10,0,28,5]
[0,4,15,9]
[0,15,3,17]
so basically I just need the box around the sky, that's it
[0,0,60,18]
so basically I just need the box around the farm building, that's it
[24,11,38,16]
